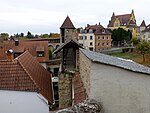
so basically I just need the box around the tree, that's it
[0,33,9,40]
[111,28,132,46]
[26,31,34,38]
[20,33,24,37]
[40,34,49,38]
[49,33,60,38]
[136,41,150,62]
[131,37,140,46]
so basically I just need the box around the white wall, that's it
[0,90,49,113]
[90,62,150,113]
[142,32,150,42]
[40,62,47,69]
[78,33,95,50]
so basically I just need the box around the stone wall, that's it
[79,50,91,98]
[51,99,104,113]
[58,73,72,109]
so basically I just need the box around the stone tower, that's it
[60,16,76,43]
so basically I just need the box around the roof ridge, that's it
[80,48,150,75]
[15,52,40,91]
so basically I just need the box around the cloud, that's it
[0,0,149,34]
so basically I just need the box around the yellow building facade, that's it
[108,10,140,38]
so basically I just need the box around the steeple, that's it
[112,12,115,17]
[140,20,146,27]
[111,12,115,20]
[60,16,75,29]
[131,9,134,14]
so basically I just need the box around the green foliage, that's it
[131,37,139,46]
[40,34,49,38]
[76,27,83,33]
[109,52,138,59]
[112,28,132,46]
[48,47,52,60]
[136,41,150,62]
[0,33,9,40]
[26,31,34,38]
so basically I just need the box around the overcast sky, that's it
[0,0,149,35]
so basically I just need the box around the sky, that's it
[0,0,149,35]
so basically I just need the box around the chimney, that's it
[15,40,19,46]
[6,49,13,60]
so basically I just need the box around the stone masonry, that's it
[79,50,92,98]
[58,72,72,109]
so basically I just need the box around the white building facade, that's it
[78,33,95,51]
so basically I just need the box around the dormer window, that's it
[89,29,93,33]
[102,29,105,33]
[37,52,44,57]
[36,46,44,57]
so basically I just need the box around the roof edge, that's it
[14,51,40,91]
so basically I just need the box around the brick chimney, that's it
[15,40,19,46]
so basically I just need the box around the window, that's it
[107,37,109,40]
[102,30,105,33]
[102,36,105,40]
[84,36,87,40]
[90,36,93,40]
[115,23,118,27]
[98,43,100,46]
[106,43,109,46]
[98,36,100,40]
[79,36,83,40]
[89,29,93,33]
[90,42,93,46]
[37,52,44,57]
[102,43,104,47]
[89,47,93,51]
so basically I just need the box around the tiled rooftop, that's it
[0,51,54,104]
[60,16,75,29]
[1,40,49,62]
[80,49,150,75]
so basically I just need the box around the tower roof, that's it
[140,20,146,27]
[60,16,75,29]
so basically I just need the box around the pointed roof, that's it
[53,38,82,54]
[140,20,146,27]
[94,25,111,35]
[60,16,75,29]
[108,10,137,27]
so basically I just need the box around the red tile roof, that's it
[73,72,86,104]
[0,51,54,104]
[85,24,111,35]
[60,16,75,29]
[1,40,49,62]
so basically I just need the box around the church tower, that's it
[60,16,76,43]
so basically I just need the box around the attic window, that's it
[89,29,93,33]
[102,30,105,33]
[37,51,44,57]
